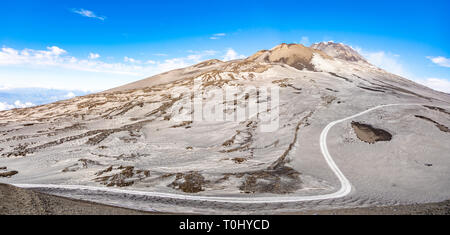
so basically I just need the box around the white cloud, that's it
[72,9,106,21]
[0,46,68,66]
[124,56,140,63]
[0,45,243,91]
[89,53,100,60]
[0,102,14,111]
[361,50,410,78]
[300,36,310,46]
[47,46,66,56]
[413,78,450,93]
[187,49,216,54]
[14,100,34,108]
[0,46,225,78]
[0,100,34,111]
[351,45,410,77]
[222,48,245,61]
[0,46,140,75]
[0,88,91,108]
[210,33,226,40]
[427,56,450,68]
[0,85,12,90]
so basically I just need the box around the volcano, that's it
[0,42,449,213]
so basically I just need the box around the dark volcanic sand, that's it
[0,183,154,215]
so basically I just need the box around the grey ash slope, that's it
[311,41,368,63]
[0,42,449,213]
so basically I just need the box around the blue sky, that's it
[1,0,449,109]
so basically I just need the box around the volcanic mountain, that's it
[0,42,449,213]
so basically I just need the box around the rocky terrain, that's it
[0,183,153,215]
[0,42,449,214]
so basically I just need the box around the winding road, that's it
[12,103,431,204]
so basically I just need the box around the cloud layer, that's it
[89,53,100,59]
[353,46,450,93]
[0,46,143,75]
[0,46,246,110]
[0,88,90,111]
[210,33,226,40]
[364,51,409,78]
[413,78,450,93]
